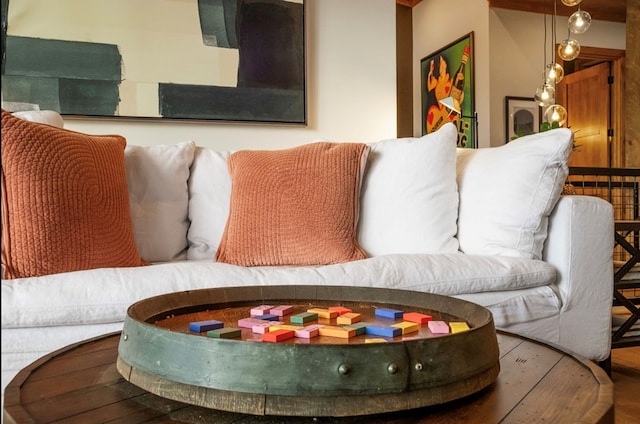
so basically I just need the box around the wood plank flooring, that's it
[611,346,640,424]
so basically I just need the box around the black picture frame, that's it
[505,96,541,142]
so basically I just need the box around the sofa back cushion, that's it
[215,142,370,266]
[456,128,574,260]
[1,110,147,279]
[358,123,459,255]
[124,141,196,262]
[187,148,232,260]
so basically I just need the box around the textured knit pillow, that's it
[1,110,147,279]
[456,128,574,260]
[216,142,370,266]
[358,123,459,256]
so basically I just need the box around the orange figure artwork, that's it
[425,55,455,134]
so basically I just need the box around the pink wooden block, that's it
[250,305,273,316]
[271,305,294,316]
[428,320,450,334]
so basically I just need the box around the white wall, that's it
[60,0,398,150]
[411,2,626,147]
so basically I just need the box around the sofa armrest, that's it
[543,195,614,361]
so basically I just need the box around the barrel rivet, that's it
[415,362,423,371]
[338,364,351,375]
[123,334,128,341]
[387,363,399,374]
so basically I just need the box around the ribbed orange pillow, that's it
[216,142,370,266]
[1,110,147,279]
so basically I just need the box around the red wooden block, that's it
[403,312,433,324]
[328,306,352,316]
[263,329,295,343]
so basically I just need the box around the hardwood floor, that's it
[610,346,640,424]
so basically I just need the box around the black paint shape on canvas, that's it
[236,0,304,90]
[4,36,121,81]
[58,78,120,116]
[198,0,238,48]
[159,83,304,123]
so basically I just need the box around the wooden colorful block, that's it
[250,305,273,316]
[307,308,338,319]
[290,312,318,324]
[319,325,356,339]
[295,324,324,339]
[270,305,294,316]
[344,322,368,335]
[403,312,433,324]
[365,325,402,338]
[254,314,280,321]
[269,324,301,331]
[391,321,419,334]
[428,320,450,334]
[238,317,282,329]
[336,312,361,325]
[263,329,295,343]
[252,323,277,334]
[328,306,352,315]
[449,322,470,333]
[188,319,224,332]
[365,338,388,344]
[207,327,241,339]
[375,308,404,319]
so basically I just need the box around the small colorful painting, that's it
[421,32,475,147]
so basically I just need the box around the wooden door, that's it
[556,61,610,167]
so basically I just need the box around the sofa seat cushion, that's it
[1,254,556,329]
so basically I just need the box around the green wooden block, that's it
[290,312,318,324]
[207,327,241,339]
[344,322,368,335]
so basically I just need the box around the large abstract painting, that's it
[420,32,475,148]
[1,0,306,124]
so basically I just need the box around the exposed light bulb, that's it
[544,104,568,127]
[534,83,555,107]
[545,63,564,84]
[569,10,591,34]
[558,38,581,61]
[561,0,581,6]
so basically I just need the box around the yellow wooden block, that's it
[319,325,355,339]
[391,321,419,334]
[269,324,301,331]
[336,312,361,325]
[365,338,388,343]
[449,322,470,333]
[307,308,338,319]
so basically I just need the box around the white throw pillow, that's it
[187,147,233,260]
[358,123,459,256]
[125,141,196,262]
[456,128,574,260]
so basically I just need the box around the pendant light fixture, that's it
[561,0,581,6]
[558,31,581,61]
[535,13,556,107]
[568,8,591,34]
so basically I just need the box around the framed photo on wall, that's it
[420,32,475,148]
[505,96,541,142]
[1,0,306,124]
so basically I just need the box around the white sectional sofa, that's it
[1,111,614,394]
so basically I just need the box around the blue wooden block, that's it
[365,325,402,338]
[375,308,404,319]
[189,319,224,332]
[344,322,368,335]
[254,314,280,321]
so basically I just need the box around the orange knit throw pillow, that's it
[216,142,370,266]
[1,110,147,279]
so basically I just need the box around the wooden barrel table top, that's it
[116,286,500,416]
[3,329,613,423]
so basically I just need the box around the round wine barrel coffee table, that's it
[2,330,613,423]
[116,286,500,416]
